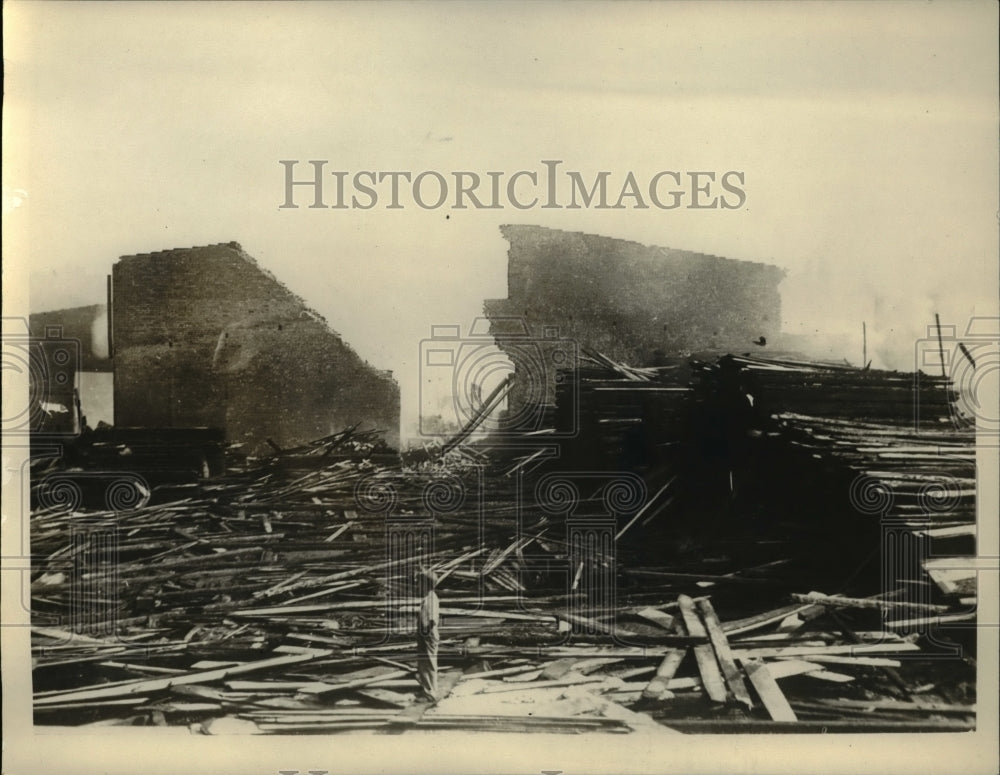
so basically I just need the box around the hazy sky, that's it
[4,1,998,435]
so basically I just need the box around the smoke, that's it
[91,308,109,359]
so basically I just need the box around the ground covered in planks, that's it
[30,355,979,734]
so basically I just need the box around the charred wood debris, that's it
[30,352,977,734]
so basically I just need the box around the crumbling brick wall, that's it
[112,242,399,453]
[485,225,784,410]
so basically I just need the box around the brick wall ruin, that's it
[111,242,399,453]
[484,225,785,411]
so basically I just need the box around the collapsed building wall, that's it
[484,225,785,413]
[111,242,399,453]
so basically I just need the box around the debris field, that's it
[30,354,978,733]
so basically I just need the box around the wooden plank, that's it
[436,669,462,701]
[775,604,827,633]
[803,669,855,683]
[31,626,117,645]
[480,536,531,576]
[616,666,656,680]
[34,647,333,706]
[885,611,976,629]
[735,634,827,644]
[793,591,949,613]
[439,607,553,623]
[615,479,675,540]
[815,698,975,714]
[762,660,823,680]
[480,674,605,693]
[539,657,578,680]
[665,676,701,691]
[226,681,312,691]
[572,657,626,674]
[721,604,813,636]
[501,670,543,683]
[323,521,355,543]
[642,648,686,699]
[385,701,429,729]
[98,661,186,675]
[781,655,901,668]
[826,609,915,697]
[733,641,920,660]
[696,598,754,710]
[743,660,797,722]
[297,669,410,697]
[597,695,683,734]
[677,595,727,703]
[553,611,637,638]
[171,685,251,702]
[32,697,150,711]
[635,607,676,632]
[379,671,463,732]
[458,663,539,681]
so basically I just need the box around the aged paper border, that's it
[3,2,998,773]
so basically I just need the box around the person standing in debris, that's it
[416,568,440,702]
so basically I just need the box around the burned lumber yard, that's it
[28,226,980,736]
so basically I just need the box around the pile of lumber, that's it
[688,354,977,607]
[32,581,975,733]
[30,351,979,733]
[31,461,550,643]
[549,354,691,473]
[30,432,976,733]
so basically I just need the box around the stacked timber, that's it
[29,349,980,733]
[551,353,691,472]
[688,353,977,612]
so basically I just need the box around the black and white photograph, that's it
[2,2,998,774]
